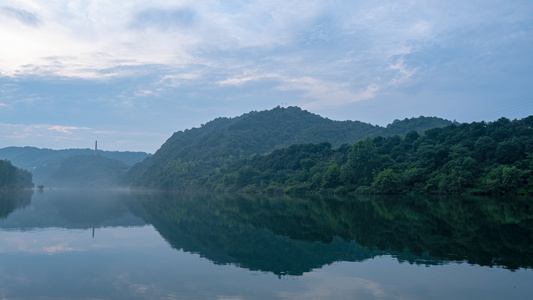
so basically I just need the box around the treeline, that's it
[210,116,533,195]
[0,159,33,190]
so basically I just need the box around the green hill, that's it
[212,116,533,195]
[45,155,128,188]
[128,106,451,190]
[0,160,33,190]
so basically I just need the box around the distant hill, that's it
[44,155,128,188]
[128,106,451,190]
[0,147,150,186]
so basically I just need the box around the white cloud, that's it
[389,58,418,86]
[158,72,202,87]
[0,0,487,90]
[292,78,379,110]
[0,1,196,78]
[217,72,280,86]
[47,125,91,134]
[0,123,91,139]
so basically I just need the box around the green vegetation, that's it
[129,106,451,190]
[212,116,533,195]
[129,106,531,195]
[0,159,33,190]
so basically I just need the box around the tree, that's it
[340,137,378,187]
[495,140,523,164]
[321,163,341,189]
[474,136,497,163]
[372,169,402,194]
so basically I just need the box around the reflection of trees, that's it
[131,193,533,275]
[0,189,32,220]
[0,190,145,230]
[221,194,533,270]
[363,196,533,269]
[129,192,387,276]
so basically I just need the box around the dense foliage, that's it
[0,159,33,190]
[129,106,451,190]
[212,116,533,195]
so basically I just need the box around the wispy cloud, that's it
[0,6,41,27]
[47,125,91,134]
[0,122,166,152]
[130,7,197,30]
[0,124,93,143]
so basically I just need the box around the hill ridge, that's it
[128,106,451,189]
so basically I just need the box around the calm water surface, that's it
[0,190,532,299]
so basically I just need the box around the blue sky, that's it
[1,0,532,153]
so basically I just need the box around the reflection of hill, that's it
[131,193,533,275]
[129,192,387,276]
[0,190,145,230]
[0,190,32,219]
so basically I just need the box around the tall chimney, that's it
[95,140,98,155]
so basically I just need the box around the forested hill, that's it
[128,106,451,189]
[212,116,533,195]
[0,160,33,190]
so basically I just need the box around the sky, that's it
[0,0,532,153]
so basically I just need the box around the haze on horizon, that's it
[1,0,532,153]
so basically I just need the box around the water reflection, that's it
[1,190,533,299]
[0,189,32,219]
[131,192,533,273]
[2,190,532,273]
[0,190,145,230]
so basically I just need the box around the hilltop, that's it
[128,106,451,190]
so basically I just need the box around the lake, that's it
[1,189,532,299]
